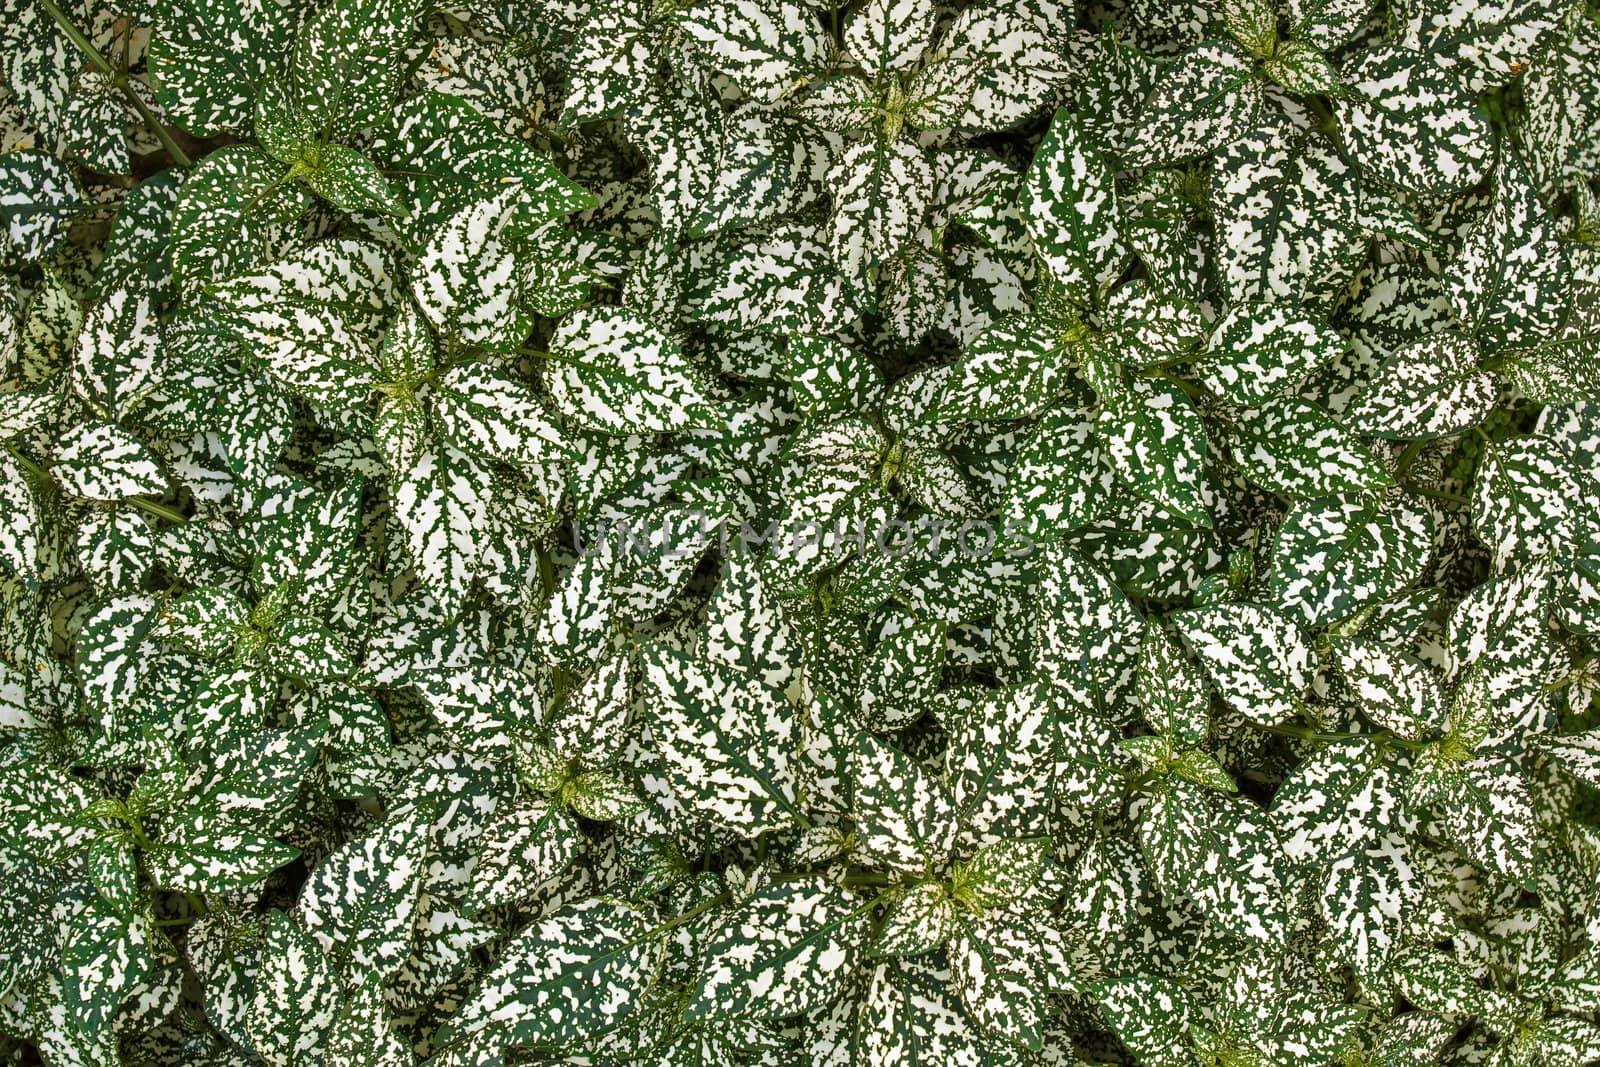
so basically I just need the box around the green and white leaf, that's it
[1174,602,1311,727]
[689,878,870,1020]
[547,307,721,434]
[246,912,342,1067]
[1021,110,1126,311]
[641,646,803,835]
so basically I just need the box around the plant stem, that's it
[35,0,112,76]
[10,444,186,523]
[641,892,729,943]
[1390,439,1428,480]
[119,83,195,168]
[4,445,48,481]
[1158,370,1209,406]
[128,497,189,524]
[36,0,194,168]
[840,871,891,888]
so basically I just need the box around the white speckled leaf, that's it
[1334,637,1448,740]
[1471,436,1578,570]
[296,805,431,976]
[439,898,658,1051]
[148,823,301,893]
[1335,47,1491,197]
[1227,396,1393,498]
[1403,0,1568,93]
[934,0,1078,131]
[1270,495,1433,629]
[462,799,580,914]
[948,912,1075,1050]
[53,422,167,501]
[934,314,1068,422]
[547,307,720,434]
[148,0,295,137]
[202,237,393,402]
[1175,602,1311,726]
[1210,127,1363,305]
[1021,109,1126,311]
[392,443,495,617]
[1346,333,1496,439]
[1533,730,1600,789]
[247,911,341,1067]
[1320,833,1416,976]
[1137,620,1208,744]
[434,363,569,478]
[827,139,934,302]
[1199,304,1347,409]
[1519,9,1600,192]
[689,878,870,1020]
[325,976,412,1067]
[691,223,854,334]
[1035,544,1145,712]
[73,281,165,420]
[170,145,314,285]
[1444,154,1570,355]
[1424,757,1537,886]
[844,0,938,76]
[305,143,408,219]
[858,618,946,731]
[945,682,1057,845]
[292,0,427,136]
[852,732,957,872]
[0,451,39,578]
[1097,376,1211,527]
[704,553,796,693]
[953,836,1052,910]
[1196,793,1291,943]
[414,189,532,353]
[873,883,958,958]
[1271,738,1401,865]
[1125,41,1265,168]
[1095,973,1194,1067]
[1003,403,1116,539]
[641,645,802,834]
[0,150,83,263]
[681,0,832,102]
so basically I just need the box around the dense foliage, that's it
[1,0,1600,1061]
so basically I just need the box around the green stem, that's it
[637,892,729,945]
[116,80,195,168]
[35,0,112,75]
[1158,370,1209,407]
[5,445,48,482]
[10,444,186,523]
[840,871,891,888]
[537,545,557,602]
[128,497,189,524]
[1122,768,1163,796]
[36,0,194,168]
[154,893,208,926]
[1390,439,1428,481]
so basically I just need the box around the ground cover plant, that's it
[1,0,1599,1061]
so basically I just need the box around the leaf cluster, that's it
[1,0,1600,1062]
